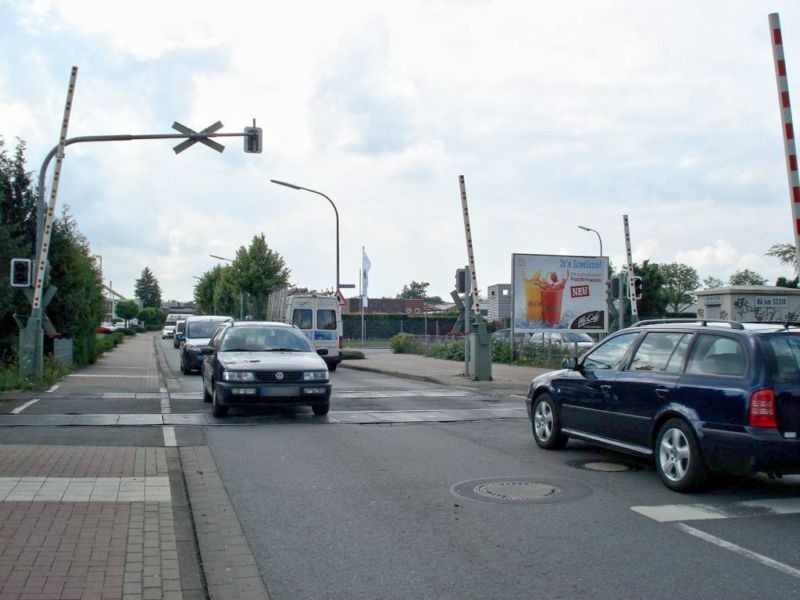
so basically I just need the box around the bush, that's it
[341,349,365,360]
[424,339,465,361]
[389,333,422,354]
[118,328,137,336]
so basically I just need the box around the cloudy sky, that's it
[2,0,799,302]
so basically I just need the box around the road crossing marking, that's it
[631,498,800,522]
[162,426,177,447]
[0,476,171,502]
[11,399,39,415]
[46,384,59,393]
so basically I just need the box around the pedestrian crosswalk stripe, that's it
[0,476,171,502]
[631,498,800,522]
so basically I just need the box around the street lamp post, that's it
[209,254,244,320]
[271,179,339,293]
[578,225,603,257]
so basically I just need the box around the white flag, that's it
[362,249,371,308]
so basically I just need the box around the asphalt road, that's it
[3,337,800,599]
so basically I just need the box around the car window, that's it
[292,309,312,329]
[563,332,593,343]
[209,325,228,350]
[317,309,337,330]
[629,332,689,373]
[186,321,223,338]
[761,335,800,383]
[685,334,746,377]
[221,327,313,352]
[582,332,639,370]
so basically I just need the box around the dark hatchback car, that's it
[526,320,800,491]
[201,321,332,418]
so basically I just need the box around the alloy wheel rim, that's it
[534,402,553,441]
[659,428,690,482]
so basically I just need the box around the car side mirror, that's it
[562,356,579,370]
[317,348,329,356]
[201,346,214,355]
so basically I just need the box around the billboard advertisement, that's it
[512,254,608,332]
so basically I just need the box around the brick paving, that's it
[0,446,182,600]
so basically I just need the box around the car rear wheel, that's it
[532,393,568,450]
[211,386,228,418]
[312,402,330,416]
[203,381,212,403]
[655,418,708,492]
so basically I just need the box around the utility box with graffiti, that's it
[696,286,800,323]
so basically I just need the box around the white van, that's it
[286,295,342,371]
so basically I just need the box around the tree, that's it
[115,300,140,326]
[193,267,220,315]
[138,307,164,328]
[728,269,768,286]
[660,263,700,314]
[766,243,797,268]
[231,234,290,319]
[776,276,799,288]
[702,276,724,289]
[134,267,162,308]
[397,281,430,299]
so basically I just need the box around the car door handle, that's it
[655,388,669,399]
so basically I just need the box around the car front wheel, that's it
[532,393,568,450]
[312,402,330,416]
[211,386,228,418]
[655,418,708,492]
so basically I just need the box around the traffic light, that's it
[633,276,643,300]
[455,268,467,293]
[10,258,32,288]
[243,126,262,153]
[610,276,620,298]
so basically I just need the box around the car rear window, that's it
[685,334,746,377]
[186,321,222,338]
[317,309,337,330]
[761,335,800,383]
[292,309,312,329]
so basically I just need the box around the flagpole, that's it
[360,246,365,344]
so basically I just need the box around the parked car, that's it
[526,319,800,491]
[530,331,595,352]
[201,321,332,418]
[96,322,118,334]
[161,325,176,339]
[491,328,532,344]
[173,319,187,349]
[179,315,233,374]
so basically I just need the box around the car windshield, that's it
[563,332,593,343]
[220,326,313,353]
[186,321,224,338]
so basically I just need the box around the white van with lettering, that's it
[285,295,342,371]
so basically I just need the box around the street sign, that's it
[339,284,356,289]
[335,289,347,306]
[172,121,225,154]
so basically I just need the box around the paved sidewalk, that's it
[340,353,551,394]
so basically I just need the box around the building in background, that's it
[486,284,511,321]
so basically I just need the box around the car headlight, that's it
[303,371,328,381]
[223,371,255,382]
[184,342,197,351]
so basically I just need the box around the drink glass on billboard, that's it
[541,286,564,325]
[523,274,542,320]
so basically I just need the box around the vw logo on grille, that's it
[275,371,284,381]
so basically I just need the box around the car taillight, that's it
[749,389,778,428]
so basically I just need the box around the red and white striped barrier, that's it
[769,13,800,273]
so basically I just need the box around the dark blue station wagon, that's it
[526,320,800,491]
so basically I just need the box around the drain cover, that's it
[451,477,592,505]
[583,462,631,473]
[475,481,559,502]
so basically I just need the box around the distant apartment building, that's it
[486,284,511,321]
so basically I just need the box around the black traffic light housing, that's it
[455,268,467,293]
[633,276,643,300]
[244,126,262,154]
[10,258,32,288]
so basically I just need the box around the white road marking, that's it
[632,499,800,522]
[162,426,177,447]
[11,399,39,415]
[676,523,800,580]
[47,384,59,393]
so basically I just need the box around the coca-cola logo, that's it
[570,311,604,329]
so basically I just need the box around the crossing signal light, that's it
[610,276,621,298]
[10,258,32,288]
[633,276,643,300]
[244,126,262,154]
[455,268,467,293]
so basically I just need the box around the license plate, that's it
[262,386,299,397]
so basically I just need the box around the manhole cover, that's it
[475,481,559,502]
[584,462,631,472]
[451,477,592,505]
